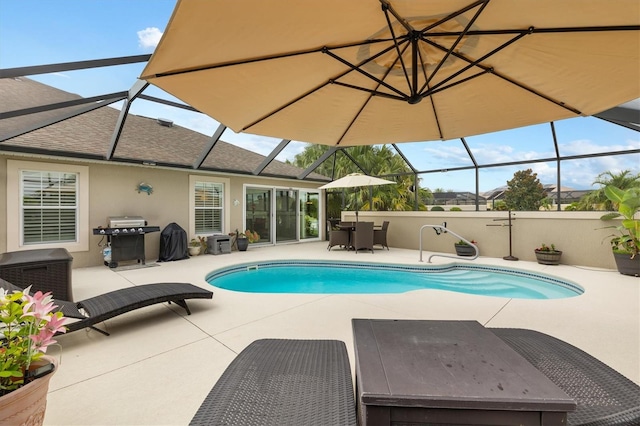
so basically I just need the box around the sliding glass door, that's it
[245,186,320,244]
[276,189,297,243]
[246,188,271,244]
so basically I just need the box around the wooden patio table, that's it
[352,319,576,426]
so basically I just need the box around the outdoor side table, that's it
[0,248,74,301]
[352,319,576,426]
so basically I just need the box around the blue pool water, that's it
[206,261,583,299]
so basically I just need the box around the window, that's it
[189,175,230,238]
[194,181,224,234]
[7,160,89,252]
[21,170,78,244]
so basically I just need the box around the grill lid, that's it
[108,216,146,228]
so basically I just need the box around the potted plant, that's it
[188,238,201,256]
[454,240,477,257]
[0,286,69,425]
[534,243,562,265]
[600,185,640,276]
[236,230,260,252]
[198,236,208,255]
[245,230,260,244]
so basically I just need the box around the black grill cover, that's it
[158,222,189,262]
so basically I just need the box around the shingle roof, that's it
[0,77,329,181]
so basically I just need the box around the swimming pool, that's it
[206,261,583,299]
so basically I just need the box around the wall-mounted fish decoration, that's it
[137,182,153,195]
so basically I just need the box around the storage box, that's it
[219,241,231,254]
[207,235,231,255]
[0,248,74,301]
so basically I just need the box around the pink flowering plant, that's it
[0,286,69,395]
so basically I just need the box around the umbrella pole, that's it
[355,188,359,222]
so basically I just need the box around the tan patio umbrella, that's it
[141,0,640,146]
[319,172,395,218]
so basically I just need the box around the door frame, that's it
[243,184,322,245]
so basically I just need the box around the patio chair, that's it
[189,339,357,426]
[0,278,213,336]
[490,328,640,426]
[327,220,349,251]
[352,221,374,253]
[373,220,390,250]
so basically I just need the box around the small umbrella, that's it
[141,0,639,147]
[319,173,395,218]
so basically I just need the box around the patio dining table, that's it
[352,319,576,426]
[338,222,356,249]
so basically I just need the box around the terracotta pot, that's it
[0,357,57,426]
[613,252,640,276]
[534,250,562,265]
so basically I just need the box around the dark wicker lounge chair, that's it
[0,278,213,336]
[491,328,640,426]
[190,339,357,426]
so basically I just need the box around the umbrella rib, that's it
[147,38,395,78]
[423,25,640,37]
[242,41,409,133]
[424,0,489,88]
[240,80,332,132]
[419,29,582,115]
[323,40,411,99]
[381,3,414,96]
[429,70,490,96]
[335,55,405,145]
[243,37,413,133]
[489,69,583,115]
[418,29,530,96]
[330,81,405,101]
[426,93,444,140]
[379,0,413,33]
[419,0,489,34]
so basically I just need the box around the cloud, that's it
[137,27,162,50]
[559,138,640,155]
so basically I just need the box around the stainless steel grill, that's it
[93,216,160,268]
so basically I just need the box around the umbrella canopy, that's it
[319,173,395,216]
[318,173,396,190]
[141,0,640,147]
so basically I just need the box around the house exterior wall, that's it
[1,154,321,268]
[1,153,623,271]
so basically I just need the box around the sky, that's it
[1,0,638,193]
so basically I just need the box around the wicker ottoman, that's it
[190,339,357,426]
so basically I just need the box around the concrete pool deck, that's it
[44,242,639,425]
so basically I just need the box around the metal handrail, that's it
[419,224,479,263]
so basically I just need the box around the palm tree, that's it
[576,170,640,211]
[291,144,427,211]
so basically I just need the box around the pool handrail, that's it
[419,224,479,263]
